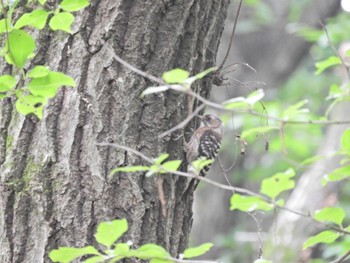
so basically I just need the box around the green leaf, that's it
[149,259,173,263]
[49,246,100,263]
[260,168,295,199]
[282,100,309,118]
[275,199,285,207]
[322,165,350,185]
[27,66,50,78]
[301,155,326,165]
[346,49,350,57]
[160,160,182,173]
[303,231,339,249]
[133,244,170,260]
[114,243,131,257]
[341,129,350,155]
[162,69,189,84]
[254,259,272,263]
[223,97,249,109]
[315,56,341,75]
[327,84,343,99]
[0,75,16,92]
[39,0,47,4]
[110,166,151,175]
[241,126,280,140]
[16,95,47,119]
[95,219,128,248]
[84,255,106,263]
[230,194,273,212]
[49,12,74,33]
[0,94,7,99]
[5,29,36,68]
[141,85,172,97]
[246,89,264,105]
[296,26,322,42]
[27,71,75,98]
[190,158,214,174]
[194,67,217,79]
[314,207,346,227]
[153,153,169,165]
[60,0,90,12]
[0,18,12,34]
[183,243,213,258]
[14,10,49,30]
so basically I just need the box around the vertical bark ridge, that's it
[0,1,230,261]
[2,117,37,262]
[0,98,13,165]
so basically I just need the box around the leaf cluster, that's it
[49,218,213,263]
[0,0,90,118]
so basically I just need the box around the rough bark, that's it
[0,0,230,262]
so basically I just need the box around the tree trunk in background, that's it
[0,1,230,262]
[191,0,340,260]
[269,101,349,263]
[269,43,350,262]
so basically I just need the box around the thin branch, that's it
[218,0,244,70]
[105,44,164,85]
[158,104,205,138]
[105,42,350,126]
[321,22,350,82]
[172,85,350,126]
[247,211,264,259]
[331,249,350,263]
[97,142,350,236]
[237,109,350,126]
[97,142,154,163]
[219,155,265,259]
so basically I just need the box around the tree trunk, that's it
[0,1,230,262]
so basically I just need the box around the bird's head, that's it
[201,114,222,129]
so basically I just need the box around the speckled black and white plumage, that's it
[183,114,223,197]
[197,129,222,176]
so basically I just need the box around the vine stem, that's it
[105,44,350,126]
[97,142,350,236]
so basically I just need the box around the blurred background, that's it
[189,1,350,262]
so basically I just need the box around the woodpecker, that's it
[183,114,223,197]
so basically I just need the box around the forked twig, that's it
[158,104,206,138]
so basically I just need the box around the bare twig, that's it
[105,42,350,126]
[158,104,206,139]
[218,155,238,182]
[105,44,164,85]
[218,155,265,259]
[218,0,244,70]
[238,109,350,126]
[97,142,350,236]
[97,142,154,163]
[331,249,350,263]
[321,22,350,81]
[247,211,264,259]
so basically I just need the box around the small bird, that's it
[183,114,223,197]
